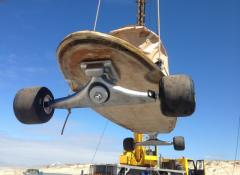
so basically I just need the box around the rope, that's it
[61,109,72,135]
[91,120,109,163]
[156,0,169,76]
[232,116,240,175]
[147,0,151,28]
[157,0,161,63]
[93,0,102,31]
[157,0,161,38]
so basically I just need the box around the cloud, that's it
[0,134,120,167]
[0,53,49,83]
[204,155,228,160]
[21,67,47,74]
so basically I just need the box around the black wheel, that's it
[159,74,196,117]
[173,136,185,151]
[123,137,135,152]
[13,87,54,124]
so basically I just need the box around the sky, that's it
[0,0,239,167]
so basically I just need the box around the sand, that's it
[0,161,239,175]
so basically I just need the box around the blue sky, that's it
[0,0,239,167]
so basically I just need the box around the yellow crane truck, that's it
[119,133,205,175]
[90,133,205,175]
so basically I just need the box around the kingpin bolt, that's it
[94,92,103,102]
[89,85,109,104]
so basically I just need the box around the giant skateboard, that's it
[13,26,195,134]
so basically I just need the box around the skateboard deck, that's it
[57,26,176,133]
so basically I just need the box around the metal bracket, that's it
[81,60,119,84]
[50,60,157,109]
[136,134,172,146]
[136,139,172,146]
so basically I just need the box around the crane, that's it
[119,0,159,168]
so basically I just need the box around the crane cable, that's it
[232,116,240,175]
[157,0,161,38]
[157,0,161,67]
[91,120,109,163]
[157,0,168,76]
[93,0,102,31]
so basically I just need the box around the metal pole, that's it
[137,0,146,26]
[232,116,240,175]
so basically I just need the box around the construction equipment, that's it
[187,159,205,175]
[160,157,205,175]
[119,133,205,175]
[88,155,205,175]
[120,133,185,167]
[89,164,186,175]
[120,133,159,167]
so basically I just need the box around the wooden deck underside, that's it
[56,27,176,133]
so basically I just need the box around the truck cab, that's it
[187,159,205,175]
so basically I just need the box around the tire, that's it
[173,136,185,151]
[123,137,135,152]
[13,87,54,124]
[159,74,196,117]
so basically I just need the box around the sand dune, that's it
[0,161,239,175]
[205,160,240,175]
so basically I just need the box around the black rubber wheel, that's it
[123,137,135,152]
[13,87,54,124]
[173,136,185,151]
[159,74,196,117]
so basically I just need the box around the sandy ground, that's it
[0,161,239,175]
[204,160,240,175]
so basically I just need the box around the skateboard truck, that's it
[50,60,157,109]
[53,60,156,135]
[136,133,172,146]
[13,60,195,125]
[123,133,185,152]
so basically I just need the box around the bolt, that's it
[94,92,103,102]
[89,85,109,104]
